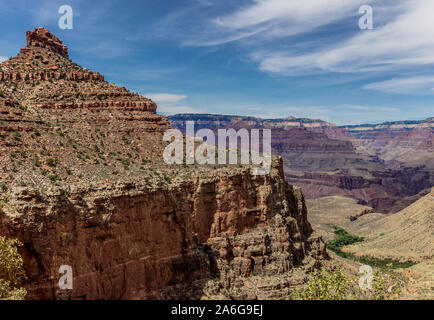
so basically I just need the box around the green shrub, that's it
[356,256,417,269]
[327,226,416,269]
[0,236,27,300]
[289,266,403,300]
[290,267,350,300]
[48,174,59,182]
[327,226,364,254]
[0,183,7,192]
[121,159,130,169]
[45,157,58,167]
[163,173,171,184]
[13,132,21,142]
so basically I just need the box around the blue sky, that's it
[0,0,433,125]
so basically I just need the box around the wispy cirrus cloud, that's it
[145,93,188,103]
[208,0,368,44]
[364,76,434,94]
[257,0,434,76]
[144,93,201,115]
[343,105,398,112]
[175,0,375,46]
[160,0,434,86]
[78,41,132,59]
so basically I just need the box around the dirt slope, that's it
[344,187,434,261]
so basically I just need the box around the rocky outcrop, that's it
[0,28,155,114]
[24,27,69,58]
[286,167,433,212]
[0,70,105,82]
[0,98,17,109]
[271,128,354,153]
[341,118,434,132]
[34,100,156,112]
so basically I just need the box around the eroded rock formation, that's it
[0,28,155,113]
[25,27,69,58]
[0,29,326,300]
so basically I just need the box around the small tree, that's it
[0,236,27,300]
[290,267,351,300]
[289,266,403,300]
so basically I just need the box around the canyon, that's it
[342,119,434,169]
[169,114,434,213]
[0,27,432,301]
[0,28,327,300]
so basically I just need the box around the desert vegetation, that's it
[327,226,417,269]
[0,236,27,300]
[289,266,404,300]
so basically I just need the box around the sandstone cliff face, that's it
[0,158,324,300]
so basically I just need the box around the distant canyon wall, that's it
[169,114,434,212]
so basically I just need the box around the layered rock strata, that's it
[0,29,326,300]
[169,114,433,212]
[0,158,326,300]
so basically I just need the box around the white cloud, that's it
[79,42,132,59]
[165,0,376,47]
[343,105,398,112]
[256,0,434,75]
[0,56,7,63]
[211,0,367,41]
[364,76,434,94]
[157,105,200,114]
[144,93,200,115]
[167,0,434,90]
[145,93,188,104]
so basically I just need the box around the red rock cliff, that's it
[0,158,325,300]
